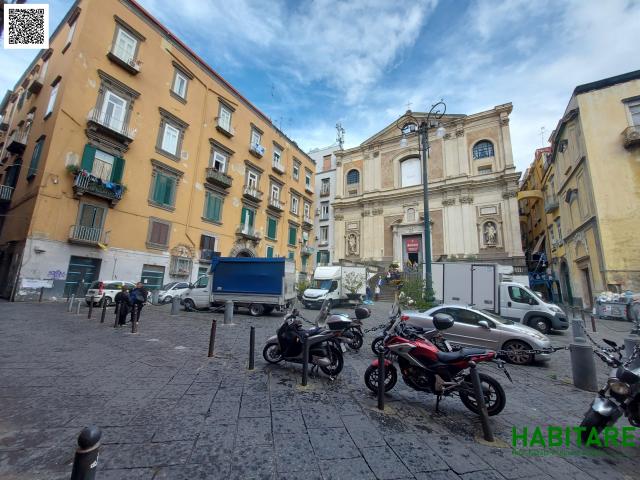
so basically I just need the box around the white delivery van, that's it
[431,262,568,334]
[302,266,367,309]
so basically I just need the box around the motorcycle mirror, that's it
[478,320,491,329]
[603,339,618,348]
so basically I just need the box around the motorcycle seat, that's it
[304,326,325,336]
[436,347,488,363]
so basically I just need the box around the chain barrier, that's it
[363,323,387,334]
[493,345,569,358]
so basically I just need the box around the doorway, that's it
[581,266,594,308]
[560,261,572,305]
[402,235,422,268]
[64,256,101,298]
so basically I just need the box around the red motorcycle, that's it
[364,313,507,416]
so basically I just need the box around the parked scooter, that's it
[579,340,640,443]
[263,302,344,377]
[364,312,508,416]
[325,305,370,351]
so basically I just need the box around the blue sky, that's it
[2,0,639,172]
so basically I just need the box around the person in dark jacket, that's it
[130,282,149,321]
[114,286,132,326]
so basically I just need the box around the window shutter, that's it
[80,144,96,171]
[153,175,165,204]
[267,217,277,239]
[27,138,44,178]
[288,227,296,245]
[163,176,174,205]
[111,157,125,183]
[212,195,221,221]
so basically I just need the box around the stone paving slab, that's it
[0,300,639,479]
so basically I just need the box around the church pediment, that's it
[360,112,466,147]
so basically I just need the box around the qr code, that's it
[4,4,49,50]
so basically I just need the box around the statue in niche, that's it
[347,233,359,255]
[484,222,498,245]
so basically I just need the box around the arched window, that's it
[473,140,494,160]
[400,157,421,187]
[346,169,359,185]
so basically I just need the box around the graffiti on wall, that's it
[47,270,66,280]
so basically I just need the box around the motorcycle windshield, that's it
[617,366,640,384]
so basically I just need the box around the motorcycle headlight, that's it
[609,380,631,395]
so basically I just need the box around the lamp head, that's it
[436,126,446,138]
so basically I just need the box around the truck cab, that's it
[499,281,568,334]
[180,275,209,310]
[302,266,342,308]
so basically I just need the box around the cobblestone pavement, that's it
[1,300,639,479]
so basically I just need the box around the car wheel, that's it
[183,299,196,311]
[502,340,534,365]
[102,296,112,307]
[530,317,550,334]
[249,303,265,316]
[163,296,173,305]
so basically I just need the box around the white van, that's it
[302,266,367,308]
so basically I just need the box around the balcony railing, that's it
[243,185,263,202]
[544,196,559,213]
[303,215,313,226]
[268,197,284,211]
[0,185,14,202]
[205,167,233,189]
[236,224,261,241]
[69,224,109,245]
[250,143,265,158]
[106,50,141,75]
[301,245,315,256]
[272,161,285,174]
[87,108,136,143]
[320,187,330,197]
[73,172,124,205]
[7,128,28,154]
[622,125,640,149]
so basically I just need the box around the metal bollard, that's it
[208,319,217,357]
[113,302,120,328]
[100,300,107,324]
[569,342,598,391]
[469,361,494,442]
[76,299,81,315]
[39,287,44,302]
[151,290,159,305]
[171,296,180,315]
[377,350,385,410]
[302,338,310,386]
[589,312,597,332]
[572,319,586,343]
[224,300,233,325]
[131,304,138,333]
[70,425,101,480]
[68,294,75,313]
[248,326,255,370]
[87,296,94,319]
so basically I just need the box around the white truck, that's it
[431,262,568,334]
[302,265,368,309]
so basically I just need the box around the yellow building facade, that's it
[544,70,640,307]
[0,0,315,300]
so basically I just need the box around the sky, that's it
[1,0,639,173]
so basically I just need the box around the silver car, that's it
[404,304,552,365]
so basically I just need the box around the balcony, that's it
[0,118,8,132]
[28,73,46,95]
[267,197,284,212]
[236,224,261,242]
[0,185,14,203]
[6,129,28,154]
[320,187,330,197]
[272,161,285,174]
[249,143,265,158]
[205,167,233,189]
[305,184,314,194]
[200,249,216,263]
[106,51,141,75]
[622,125,640,149]
[242,185,263,202]
[73,173,124,206]
[544,196,559,213]
[86,108,136,147]
[216,120,234,138]
[301,245,315,256]
[68,224,109,246]
[303,215,313,227]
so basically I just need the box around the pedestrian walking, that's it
[114,286,131,326]
[130,282,149,321]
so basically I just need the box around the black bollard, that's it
[39,286,44,302]
[301,338,310,386]
[100,300,107,324]
[70,425,101,480]
[87,296,94,319]
[114,302,120,328]
[377,350,385,410]
[469,361,494,442]
[131,304,138,333]
[249,326,255,370]
[208,319,217,357]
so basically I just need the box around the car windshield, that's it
[479,309,514,325]
[311,279,332,290]
[162,282,178,290]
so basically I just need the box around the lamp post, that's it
[396,101,446,302]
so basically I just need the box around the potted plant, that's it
[296,280,310,300]
[343,271,365,301]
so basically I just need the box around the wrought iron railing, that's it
[69,224,108,244]
[73,173,123,201]
[87,108,136,140]
[0,184,14,201]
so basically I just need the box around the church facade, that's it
[333,103,524,270]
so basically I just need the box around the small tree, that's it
[398,276,435,310]
[343,272,365,295]
[296,280,310,299]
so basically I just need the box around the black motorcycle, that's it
[325,305,370,351]
[580,340,640,443]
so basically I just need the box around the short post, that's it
[572,319,585,342]
[302,338,310,386]
[68,294,75,313]
[589,311,597,332]
[569,342,598,392]
[151,290,159,305]
[70,425,101,480]
[131,304,138,333]
[208,318,217,357]
[38,287,44,302]
[76,299,81,315]
[469,361,494,442]
[248,326,255,370]
[377,350,385,410]
[113,302,120,328]
[100,300,107,324]
[171,296,180,315]
[224,300,233,325]
[87,296,94,319]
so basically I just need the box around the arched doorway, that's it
[560,260,572,305]
[235,249,254,258]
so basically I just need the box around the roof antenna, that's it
[336,123,345,150]
[539,127,547,147]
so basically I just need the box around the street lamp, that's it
[396,100,446,302]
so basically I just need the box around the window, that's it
[151,172,177,208]
[288,226,297,246]
[100,90,127,131]
[218,105,232,132]
[627,101,640,126]
[401,157,421,187]
[320,226,328,242]
[92,150,115,182]
[172,70,188,99]
[147,219,170,248]
[304,202,311,220]
[241,206,255,229]
[555,217,563,241]
[320,202,329,220]
[156,109,188,160]
[17,91,26,111]
[290,195,299,215]
[347,169,360,185]
[46,83,59,117]
[66,20,77,47]
[246,169,259,189]
[195,276,208,288]
[508,286,537,305]
[267,216,277,240]
[113,27,137,64]
[305,170,312,189]
[288,251,294,260]
[79,145,125,184]
[161,124,180,155]
[170,256,192,277]
[293,161,300,180]
[251,129,262,147]
[200,234,216,260]
[473,140,495,159]
[320,178,330,196]
[77,203,105,234]
[273,146,283,166]
[446,308,486,326]
[270,184,280,201]
[211,150,227,172]
[317,250,329,265]
[27,136,45,179]
[301,255,307,272]
[266,245,274,258]
[203,190,223,222]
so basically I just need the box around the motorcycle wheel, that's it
[263,344,284,364]
[459,373,506,416]
[347,329,363,351]
[371,336,385,355]
[319,344,344,376]
[364,363,397,393]
[579,410,609,445]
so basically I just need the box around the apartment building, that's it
[0,0,315,300]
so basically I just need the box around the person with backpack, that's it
[130,282,149,321]
[114,286,132,326]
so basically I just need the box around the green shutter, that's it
[111,157,125,184]
[213,196,222,221]
[266,246,273,258]
[27,138,44,178]
[205,192,222,221]
[267,217,277,239]
[288,226,296,245]
[242,207,254,227]
[80,144,97,172]
[164,176,174,206]
[153,174,166,204]
[316,251,321,264]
